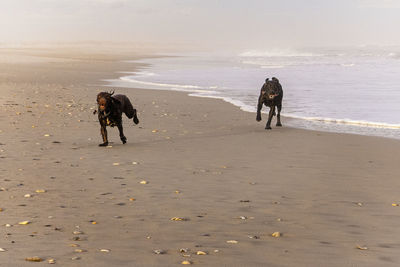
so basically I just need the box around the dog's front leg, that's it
[256,96,263,122]
[99,123,108,146]
[265,106,275,130]
[117,123,127,144]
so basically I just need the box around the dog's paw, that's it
[276,123,282,127]
[99,142,108,147]
[121,136,127,144]
[265,126,272,130]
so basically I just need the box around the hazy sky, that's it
[1,0,400,49]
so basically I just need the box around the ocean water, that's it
[105,46,400,139]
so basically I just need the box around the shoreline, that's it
[1,48,400,266]
[104,55,400,141]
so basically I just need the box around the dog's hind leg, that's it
[117,124,127,144]
[276,103,282,127]
[133,109,139,124]
[124,97,139,125]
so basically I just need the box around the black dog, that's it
[95,91,139,146]
[256,77,283,129]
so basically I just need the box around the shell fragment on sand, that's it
[356,245,368,250]
[25,257,44,262]
[181,261,192,265]
[139,180,148,184]
[100,249,110,253]
[73,231,84,235]
[170,217,188,221]
[35,189,46,193]
[196,251,207,255]
[226,240,238,244]
[272,232,281,237]
[18,221,31,225]
[0,248,6,252]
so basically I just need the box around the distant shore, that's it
[1,47,400,267]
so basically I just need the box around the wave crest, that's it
[239,49,323,58]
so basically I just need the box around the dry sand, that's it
[1,48,400,267]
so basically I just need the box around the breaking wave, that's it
[239,49,324,58]
[281,114,400,129]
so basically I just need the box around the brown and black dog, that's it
[95,91,139,146]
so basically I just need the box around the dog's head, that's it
[261,79,281,100]
[96,91,114,112]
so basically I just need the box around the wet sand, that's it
[1,47,400,267]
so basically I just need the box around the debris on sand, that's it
[271,232,281,238]
[25,256,43,262]
[356,245,368,250]
[170,217,188,221]
[35,189,46,193]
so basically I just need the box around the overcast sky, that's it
[1,0,399,50]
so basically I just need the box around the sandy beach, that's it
[1,47,400,267]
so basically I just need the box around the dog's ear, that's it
[97,92,107,103]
